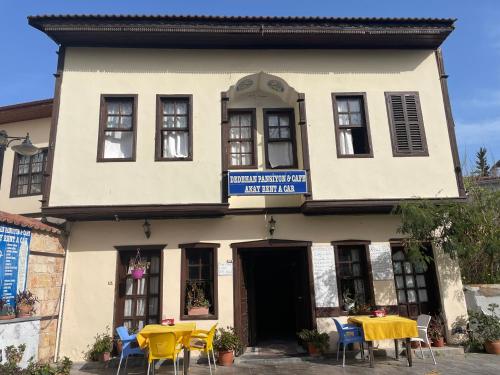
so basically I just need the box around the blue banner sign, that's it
[0,224,31,306]
[228,170,308,196]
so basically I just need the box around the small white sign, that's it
[369,242,394,280]
[312,245,338,307]
[218,262,233,276]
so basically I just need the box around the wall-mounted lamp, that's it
[143,219,151,239]
[0,130,40,156]
[268,216,276,237]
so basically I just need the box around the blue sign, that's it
[228,170,308,196]
[0,224,31,306]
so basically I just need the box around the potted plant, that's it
[213,326,242,366]
[129,256,149,280]
[0,298,15,320]
[85,327,114,362]
[428,314,445,347]
[15,290,38,318]
[186,282,210,316]
[342,290,355,312]
[469,303,500,355]
[297,329,330,357]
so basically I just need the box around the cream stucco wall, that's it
[0,117,50,214]
[49,48,459,207]
[58,213,465,360]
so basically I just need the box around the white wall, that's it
[49,48,459,207]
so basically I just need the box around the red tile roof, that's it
[0,211,61,234]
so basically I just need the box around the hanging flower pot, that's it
[129,249,150,280]
[131,268,145,279]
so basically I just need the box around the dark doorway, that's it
[235,245,314,347]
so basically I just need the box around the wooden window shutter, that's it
[386,92,428,156]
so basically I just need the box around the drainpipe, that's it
[54,221,72,361]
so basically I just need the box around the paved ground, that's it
[72,353,500,375]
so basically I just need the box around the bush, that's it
[213,326,243,353]
[84,326,114,361]
[0,344,72,375]
[469,303,500,344]
[297,329,330,353]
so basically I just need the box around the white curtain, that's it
[163,132,188,158]
[268,142,293,168]
[104,132,133,158]
[339,129,354,155]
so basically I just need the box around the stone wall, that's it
[26,229,65,363]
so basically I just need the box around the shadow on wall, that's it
[64,49,429,76]
[433,245,469,343]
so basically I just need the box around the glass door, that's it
[391,245,440,318]
[115,250,161,331]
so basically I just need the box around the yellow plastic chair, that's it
[188,324,218,374]
[147,332,182,375]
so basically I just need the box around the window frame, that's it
[263,108,298,169]
[331,92,373,158]
[179,242,219,320]
[113,245,165,331]
[226,108,258,169]
[385,91,429,157]
[155,94,193,161]
[331,240,375,315]
[97,94,138,162]
[10,148,48,198]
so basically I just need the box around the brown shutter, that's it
[386,92,428,156]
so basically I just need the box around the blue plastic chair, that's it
[116,326,144,375]
[333,318,365,367]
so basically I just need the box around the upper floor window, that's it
[11,149,47,197]
[227,110,257,169]
[332,93,372,157]
[156,95,192,161]
[385,92,428,156]
[98,95,137,161]
[264,109,297,169]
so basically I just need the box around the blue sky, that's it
[1,0,499,170]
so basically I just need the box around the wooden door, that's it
[392,246,440,318]
[114,250,161,331]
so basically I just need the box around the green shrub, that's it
[297,329,330,353]
[0,344,72,375]
[84,326,114,361]
[213,326,242,353]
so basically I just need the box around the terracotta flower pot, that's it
[0,313,15,320]
[484,340,500,355]
[421,341,430,348]
[131,268,144,279]
[188,306,209,316]
[98,352,111,362]
[410,341,420,349]
[307,343,321,357]
[16,303,32,318]
[217,350,234,366]
[432,338,445,347]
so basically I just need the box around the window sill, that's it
[337,154,373,159]
[0,316,41,325]
[97,158,136,162]
[155,157,193,162]
[10,193,43,198]
[180,314,218,321]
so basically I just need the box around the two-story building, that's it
[26,15,468,360]
[0,99,52,215]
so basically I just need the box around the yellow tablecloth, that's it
[136,323,196,349]
[347,315,417,341]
